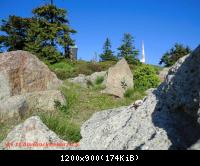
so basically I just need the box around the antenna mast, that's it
[141,41,146,64]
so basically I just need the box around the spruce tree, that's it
[118,33,139,64]
[0,15,31,51]
[159,43,192,67]
[25,4,76,63]
[100,38,116,61]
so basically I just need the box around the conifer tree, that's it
[25,3,76,63]
[0,15,31,51]
[159,43,192,67]
[100,38,116,61]
[118,33,139,64]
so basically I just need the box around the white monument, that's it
[141,41,146,63]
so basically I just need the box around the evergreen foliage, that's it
[159,43,192,67]
[0,3,76,64]
[118,33,139,64]
[0,15,31,51]
[100,38,117,61]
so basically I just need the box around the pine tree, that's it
[0,15,31,51]
[118,33,139,64]
[25,4,76,63]
[100,38,116,61]
[159,43,192,67]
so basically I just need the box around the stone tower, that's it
[69,45,78,60]
[141,41,146,64]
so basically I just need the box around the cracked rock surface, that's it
[80,91,172,150]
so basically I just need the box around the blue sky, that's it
[0,0,200,65]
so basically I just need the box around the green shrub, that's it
[95,76,104,85]
[49,61,75,80]
[133,65,160,91]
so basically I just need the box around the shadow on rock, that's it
[152,45,200,150]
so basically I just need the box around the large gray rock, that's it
[102,58,133,98]
[25,90,66,112]
[158,49,200,123]
[0,90,66,121]
[80,91,172,150]
[79,46,200,150]
[0,51,62,98]
[0,116,69,150]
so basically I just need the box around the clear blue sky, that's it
[0,0,200,65]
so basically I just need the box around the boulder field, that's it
[1,46,200,150]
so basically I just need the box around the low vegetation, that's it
[0,79,146,143]
[39,80,146,143]
[47,60,116,80]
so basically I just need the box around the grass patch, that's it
[124,88,146,101]
[0,123,7,142]
[40,112,81,143]
[59,81,144,126]
[88,76,105,91]
[95,76,104,85]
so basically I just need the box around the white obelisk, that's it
[141,41,146,64]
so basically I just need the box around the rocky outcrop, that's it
[0,51,65,121]
[0,90,66,121]
[0,50,62,100]
[158,50,200,123]
[0,116,69,150]
[158,67,170,81]
[69,71,107,88]
[102,58,133,98]
[80,91,172,150]
[79,46,200,150]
